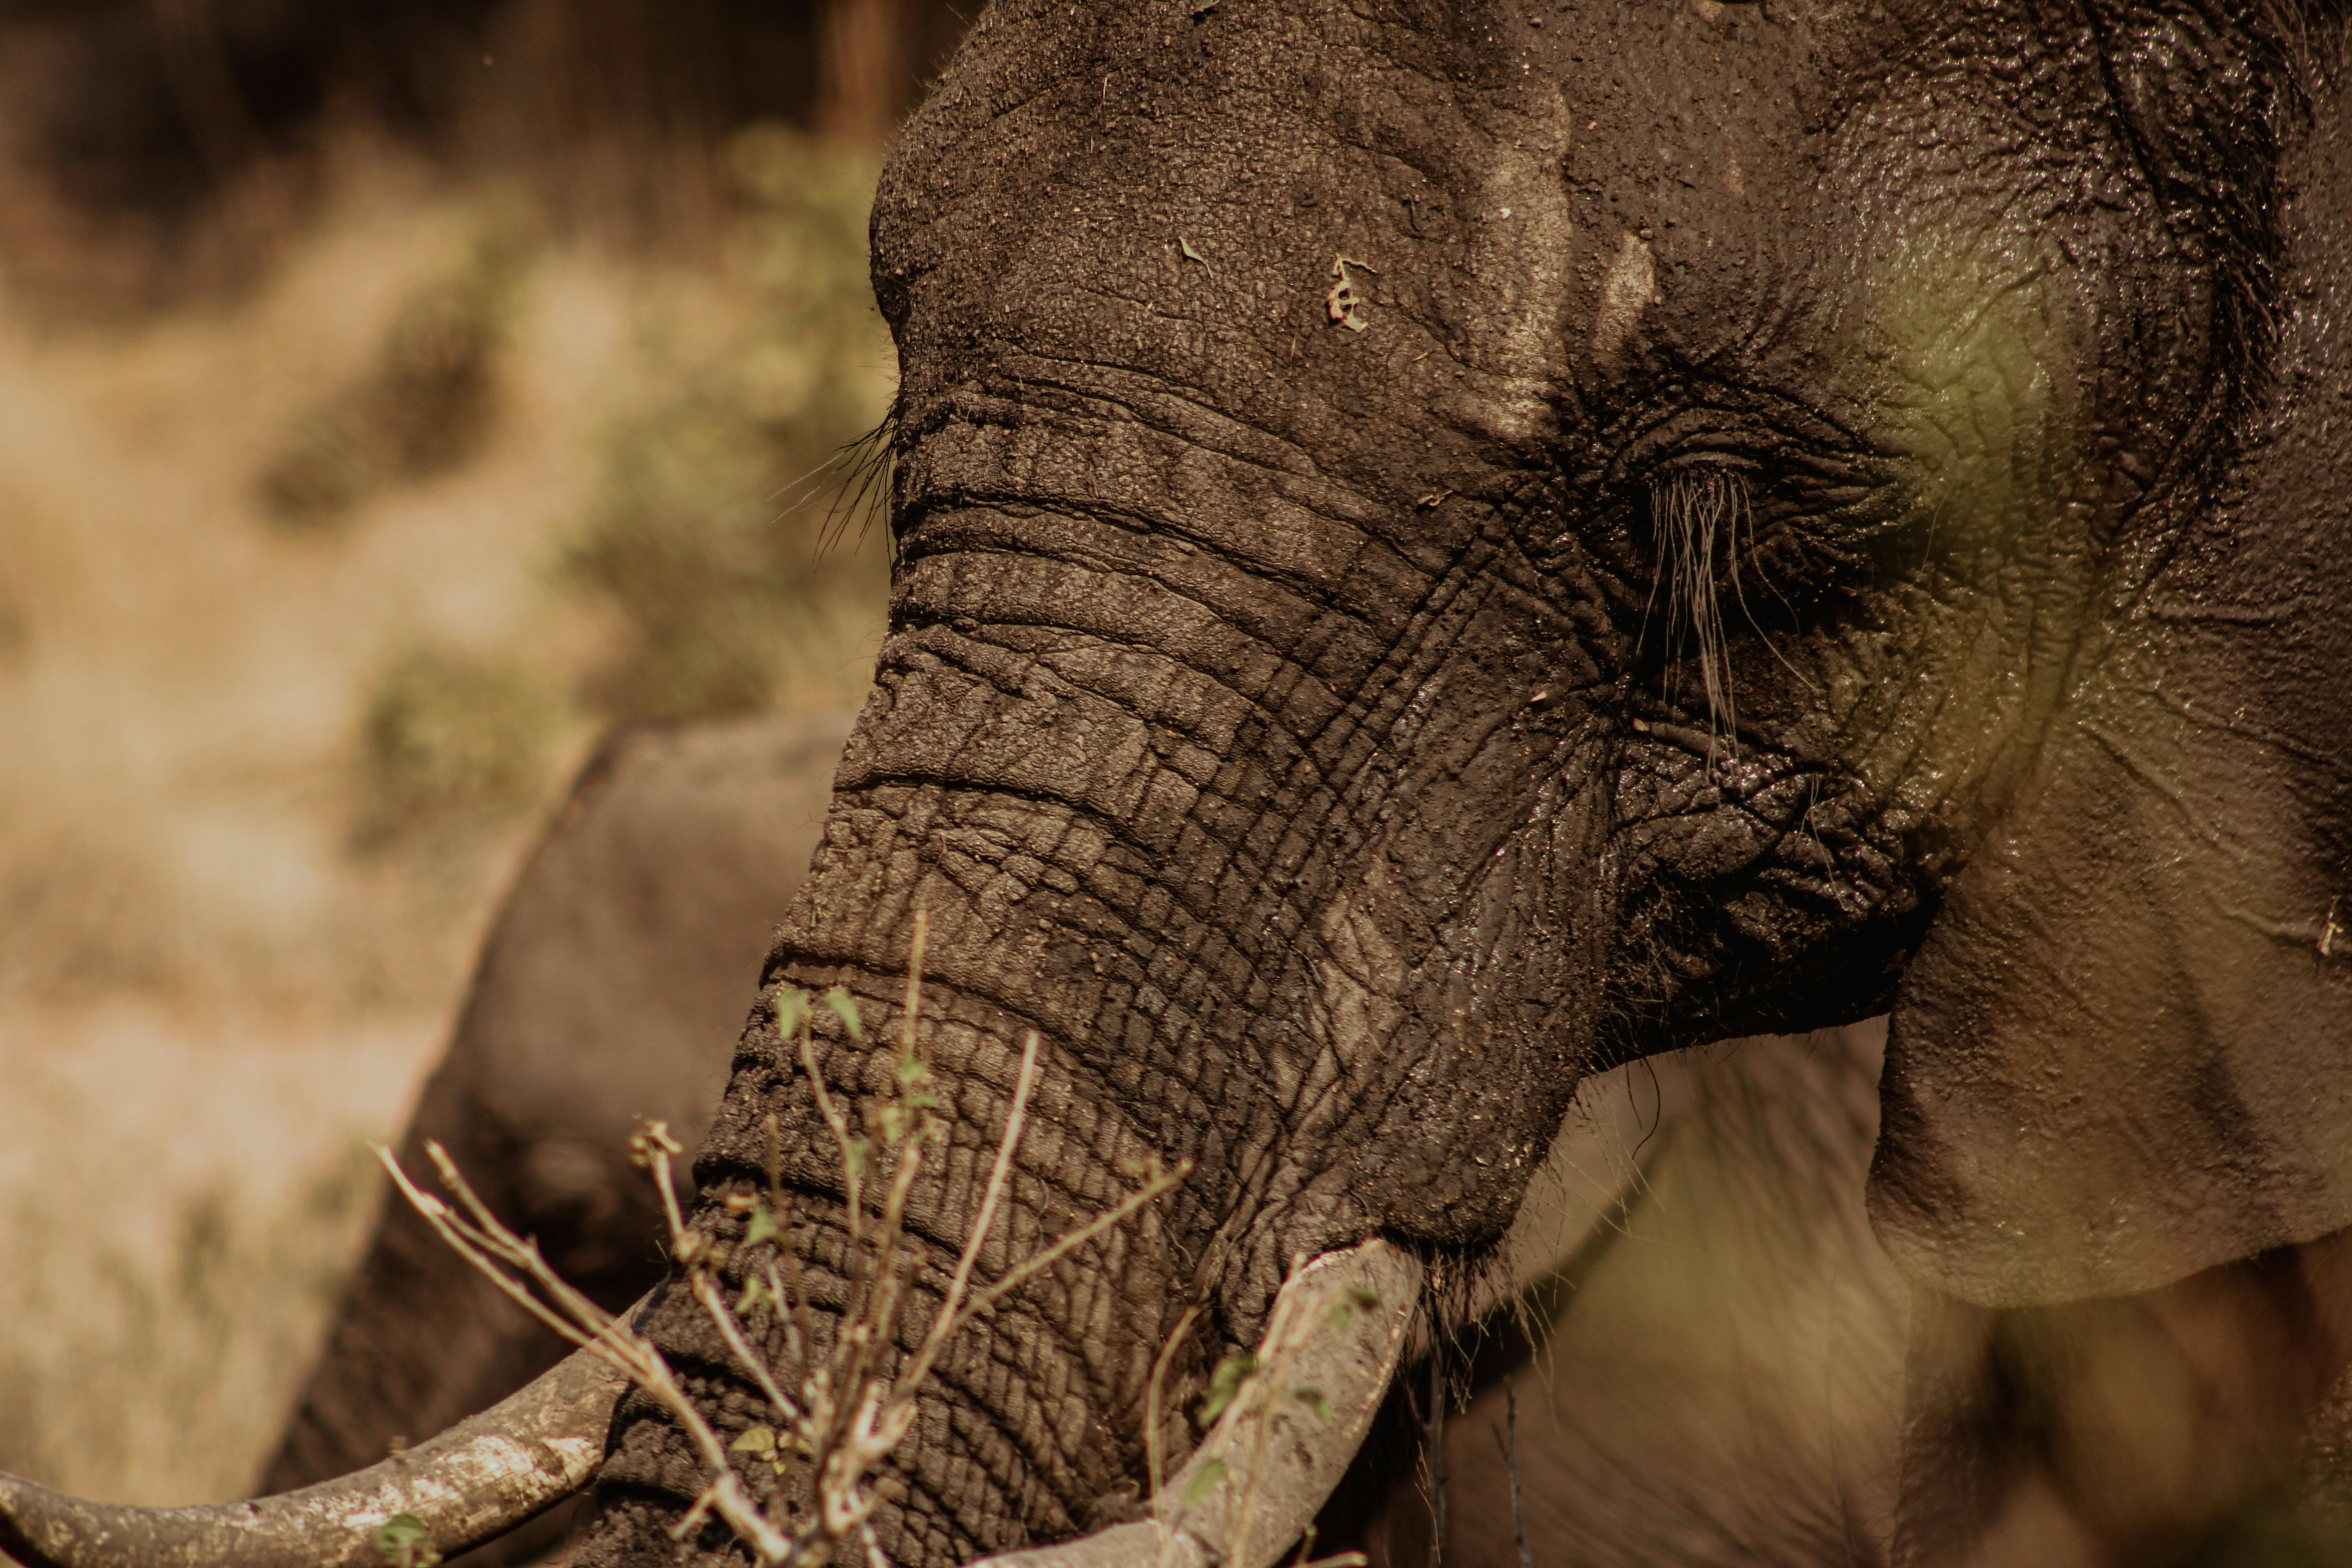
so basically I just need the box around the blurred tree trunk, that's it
[484,0,728,248]
[817,0,913,146]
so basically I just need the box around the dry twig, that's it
[383,915,1189,1568]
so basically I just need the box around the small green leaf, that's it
[730,1425,778,1456]
[736,1276,773,1317]
[1201,1351,1258,1425]
[823,986,863,1040]
[895,1051,931,1088]
[373,1512,441,1568]
[1292,1385,1332,1425]
[1182,1456,1229,1507]
[772,987,808,1038]
[743,1205,786,1250]
[873,1102,908,1146]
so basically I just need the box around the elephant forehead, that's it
[875,0,2163,506]
[876,0,1770,479]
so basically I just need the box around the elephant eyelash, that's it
[1644,467,1751,747]
[1640,466,1819,746]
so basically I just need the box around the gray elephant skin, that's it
[42,0,2352,1564]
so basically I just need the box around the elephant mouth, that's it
[0,1242,1419,1568]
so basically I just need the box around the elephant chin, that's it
[0,1244,1418,1568]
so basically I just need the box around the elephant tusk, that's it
[965,1237,1425,1568]
[0,1340,626,1568]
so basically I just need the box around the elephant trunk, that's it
[566,481,1475,1563]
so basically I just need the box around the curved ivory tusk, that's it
[966,1237,1425,1568]
[0,1342,627,1568]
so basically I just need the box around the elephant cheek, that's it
[1305,881,1596,1250]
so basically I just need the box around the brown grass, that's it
[0,126,891,1506]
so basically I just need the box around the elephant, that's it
[11,0,2352,1564]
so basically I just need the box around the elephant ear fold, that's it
[1868,606,2352,1307]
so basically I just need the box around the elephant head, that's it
[9,1,2352,1564]
[566,0,2352,1554]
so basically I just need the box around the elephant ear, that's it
[1867,101,2352,1309]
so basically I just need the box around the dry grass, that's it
[0,126,891,1507]
[0,1004,431,1504]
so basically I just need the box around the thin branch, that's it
[799,1017,865,1250]
[949,1163,1191,1336]
[901,907,930,1062]
[381,1146,791,1563]
[691,1270,803,1424]
[1145,1304,1204,1505]
[898,1031,1040,1396]
[384,913,1191,1568]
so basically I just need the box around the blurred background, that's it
[0,0,964,1506]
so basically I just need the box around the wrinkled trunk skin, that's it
[577,16,1628,1565]
[568,0,2252,1557]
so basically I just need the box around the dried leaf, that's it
[1180,236,1209,267]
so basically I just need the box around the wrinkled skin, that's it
[267,711,856,1563]
[531,2,2352,1564]
[272,709,1918,1566]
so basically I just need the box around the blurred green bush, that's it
[561,124,893,726]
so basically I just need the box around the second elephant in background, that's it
[266,708,860,1564]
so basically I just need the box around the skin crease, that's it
[539,2,2352,1565]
